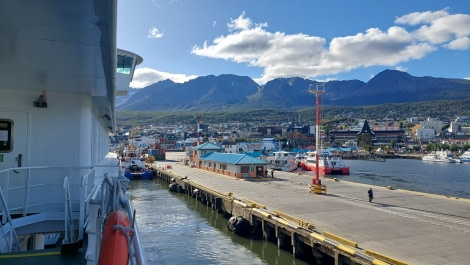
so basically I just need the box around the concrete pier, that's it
[152,152,470,265]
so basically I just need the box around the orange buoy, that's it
[98,210,130,265]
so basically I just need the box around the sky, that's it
[116,0,470,88]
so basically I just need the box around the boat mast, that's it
[308,84,324,185]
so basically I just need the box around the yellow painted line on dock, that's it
[337,244,356,255]
[365,249,410,265]
[0,251,61,259]
[323,231,358,248]
[276,218,289,226]
[274,210,314,229]
[242,198,266,209]
[252,208,271,219]
[309,232,325,243]
[372,259,391,265]
[233,199,249,208]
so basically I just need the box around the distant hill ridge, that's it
[116,69,470,111]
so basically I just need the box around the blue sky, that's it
[117,0,470,88]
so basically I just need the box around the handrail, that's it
[63,177,75,244]
[0,188,20,252]
[0,164,147,264]
[0,166,94,218]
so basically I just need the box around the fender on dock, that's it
[227,216,251,236]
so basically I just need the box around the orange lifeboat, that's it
[98,210,130,265]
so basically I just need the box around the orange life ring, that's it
[98,210,130,265]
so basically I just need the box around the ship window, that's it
[0,120,13,152]
[117,55,134,74]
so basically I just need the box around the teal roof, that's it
[325,147,351,152]
[195,142,223,150]
[244,152,264,158]
[200,152,269,165]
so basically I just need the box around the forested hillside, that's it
[117,98,470,127]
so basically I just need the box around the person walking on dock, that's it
[271,169,274,178]
[368,188,373,203]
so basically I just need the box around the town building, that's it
[190,143,269,178]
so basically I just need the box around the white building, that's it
[454,116,469,126]
[416,128,436,140]
[222,141,238,153]
[408,117,419,124]
[420,118,444,134]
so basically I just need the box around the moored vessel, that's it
[267,150,298,172]
[422,150,459,163]
[120,147,155,180]
[459,151,470,163]
[300,151,350,175]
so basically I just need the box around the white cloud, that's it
[445,37,470,50]
[190,9,470,84]
[395,9,449,25]
[412,14,470,44]
[148,26,163,39]
[227,11,267,32]
[130,68,197,88]
[395,66,408,72]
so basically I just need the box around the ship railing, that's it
[0,185,21,252]
[0,166,95,252]
[0,163,146,264]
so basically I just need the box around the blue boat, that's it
[459,151,470,163]
[123,160,155,180]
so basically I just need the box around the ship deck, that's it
[0,248,85,265]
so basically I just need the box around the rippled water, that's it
[130,179,310,265]
[338,159,470,199]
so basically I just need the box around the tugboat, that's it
[120,147,155,180]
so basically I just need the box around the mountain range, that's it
[116,69,470,111]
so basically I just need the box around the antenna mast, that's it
[308,83,325,184]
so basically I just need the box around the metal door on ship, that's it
[0,112,28,171]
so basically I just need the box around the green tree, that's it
[450,143,459,152]
[357,134,372,152]
[439,143,450,150]
[426,142,436,151]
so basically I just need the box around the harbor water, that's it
[129,159,469,264]
[340,159,470,199]
[130,179,310,265]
